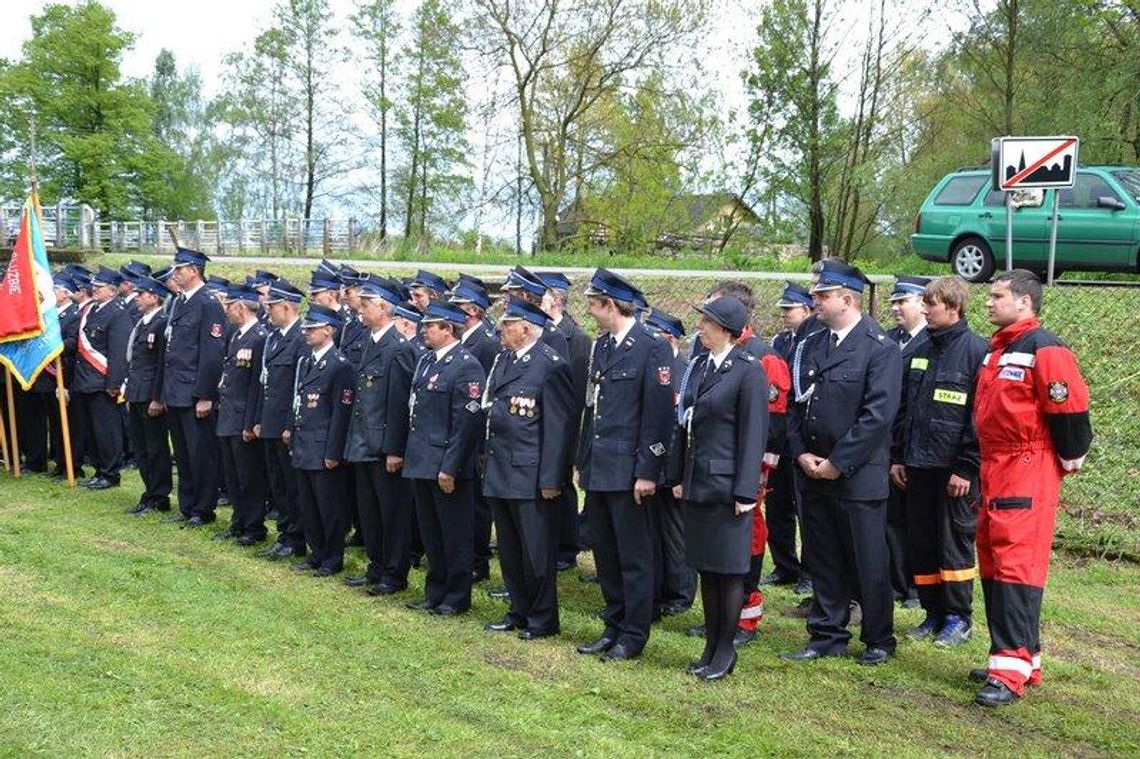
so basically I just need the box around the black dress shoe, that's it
[236,535,264,547]
[161,514,187,524]
[344,575,373,588]
[87,477,119,491]
[686,660,710,676]
[733,629,757,648]
[150,500,172,512]
[975,678,1019,707]
[858,647,893,666]
[660,602,691,617]
[485,617,520,632]
[429,604,467,617]
[405,598,434,611]
[784,597,812,618]
[367,582,406,596]
[576,636,617,655]
[314,567,341,577]
[183,516,210,528]
[701,652,738,681]
[578,573,599,584]
[601,642,642,661]
[292,560,320,573]
[519,628,558,640]
[125,502,150,515]
[687,624,706,638]
[794,577,813,595]
[779,647,844,662]
[211,528,236,541]
[759,571,796,586]
[968,668,988,683]
[556,559,577,572]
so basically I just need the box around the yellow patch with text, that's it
[910,357,929,371]
[933,388,967,405]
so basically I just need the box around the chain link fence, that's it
[152,256,1140,562]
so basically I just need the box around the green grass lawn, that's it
[1,471,1138,757]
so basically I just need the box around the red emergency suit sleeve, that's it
[1032,344,1092,467]
[759,352,790,464]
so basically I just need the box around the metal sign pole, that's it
[1005,191,1014,272]
[1047,189,1060,285]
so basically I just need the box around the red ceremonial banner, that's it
[0,205,45,342]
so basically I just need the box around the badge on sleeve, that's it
[210,323,223,338]
[468,382,482,399]
[1048,381,1069,404]
[657,367,671,386]
[341,388,354,405]
[649,442,666,457]
[768,384,779,402]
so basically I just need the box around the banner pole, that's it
[4,368,21,477]
[1047,189,1060,286]
[53,358,75,487]
[0,370,10,473]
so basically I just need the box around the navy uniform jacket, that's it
[338,311,369,368]
[343,326,417,463]
[482,343,575,500]
[402,344,486,481]
[670,347,769,503]
[460,323,500,374]
[555,314,592,416]
[289,346,355,470]
[216,323,268,437]
[59,302,84,386]
[72,300,131,394]
[160,286,226,407]
[892,319,987,477]
[787,315,902,501]
[773,329,795,363]
[259,320,303,440]
[541,323,569,359]
[119,294,143,324]
[124,310,169,404]
[887,324,931,366]
[577,322,675,492]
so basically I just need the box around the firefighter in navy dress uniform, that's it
[342,279,419,595]
[215,284,270,545]
[482,300,575,639]
[401,303,487,616]
[287,304,356,576]
[781,259,902,666]
[575,269,674,662]
[669,296,769,681]
[123,276,174,514]
[160,247,226,527]
[256,281,308,560]
[71,266,131,490]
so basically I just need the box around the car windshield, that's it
[1110,169,1140,203]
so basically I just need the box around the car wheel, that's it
[950,237,995,283]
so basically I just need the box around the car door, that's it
[1054,172,1138,268]
[977,185,1048,265]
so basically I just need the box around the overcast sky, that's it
[1,0,965,238]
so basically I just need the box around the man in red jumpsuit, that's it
[972,270,1092,707]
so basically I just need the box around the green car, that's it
[911,166,1140,281]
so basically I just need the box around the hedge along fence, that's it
[100,254,1140,562]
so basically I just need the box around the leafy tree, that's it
[352,0,401,241]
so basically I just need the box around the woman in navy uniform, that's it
[343,280,418,594]
[123,276,174,514]
[286,304,355,575]
[401,303,487,616]
[482,300,575,639]
[215,285,270,545]
[670,296,769,680]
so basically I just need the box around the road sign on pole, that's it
[991,136,1080,283]
[996,136,1079,191]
